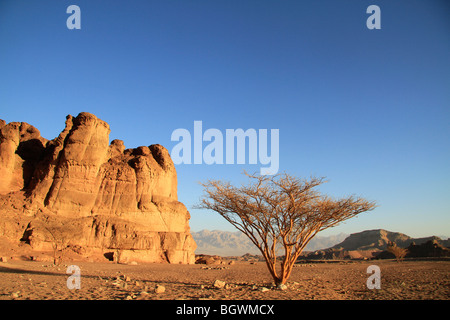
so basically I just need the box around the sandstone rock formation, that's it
[376,239,450,259]
[0,112,196,264]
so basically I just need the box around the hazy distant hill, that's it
[192,230,257,256]
[306,233,349,251]
[192,229,347,256]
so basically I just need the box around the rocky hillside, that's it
[0,112,196,264]
[304,229,450,260]
[330,229,449,251]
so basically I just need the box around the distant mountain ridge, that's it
[192,229,450,257]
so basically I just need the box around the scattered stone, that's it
[136,291,149,300]
[155,285,165,293]
[259,287,270,292]
[277,284,288,290]
[0,257,7,263]
[213,280,226,289]
[202,266,228,270]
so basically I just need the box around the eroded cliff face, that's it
[0,112,196,264]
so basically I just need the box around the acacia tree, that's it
[43,218,84,265]
[45,224,73,266]
[197,172,376,287]
[386,241,408,262]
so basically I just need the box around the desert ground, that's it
[0,258,448,301]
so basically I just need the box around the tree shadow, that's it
[0,265,65,277]
[0,265,99,280]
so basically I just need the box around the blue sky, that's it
[1,0,449,238]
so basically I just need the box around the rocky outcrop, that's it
[0,112,196,264]
[376,239,450,259]
[330,229,412,251]
[303,229,449,260]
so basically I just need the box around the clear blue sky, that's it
[1,0,449,238]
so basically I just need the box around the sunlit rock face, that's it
[0,112,196,264]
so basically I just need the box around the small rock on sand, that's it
[155,285,165,293]
[213,280,226,289]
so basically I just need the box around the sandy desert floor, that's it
[0,259,448,301]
